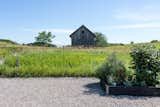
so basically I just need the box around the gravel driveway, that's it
[0,78,159,107]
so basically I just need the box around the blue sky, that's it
[0,0,160,45]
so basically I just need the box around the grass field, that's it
[0,41,160,77]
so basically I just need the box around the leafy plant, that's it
[130,45,160,86]
[96,53,127,86]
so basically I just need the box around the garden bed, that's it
[100,80,160,96]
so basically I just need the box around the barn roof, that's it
[69,25,96,38]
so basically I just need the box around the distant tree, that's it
[35,31,55,44]
[94,32,108,47]
[130,41,134,44]
[0,39,18,44]
[151,40,159,43]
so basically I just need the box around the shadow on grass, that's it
[83,82,106,96]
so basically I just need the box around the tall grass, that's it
[1,41,160,77]
[0,50,108,77]
[0,44,133,77]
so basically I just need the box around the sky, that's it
[0,0,160,45]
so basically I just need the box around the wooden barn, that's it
[70,25,96,46]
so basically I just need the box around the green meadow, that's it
[0,41,160,77]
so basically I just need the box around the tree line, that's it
[32,31,108,47]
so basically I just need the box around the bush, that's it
[151,40,159,43]
[96,53,127,86]
[130,41,134,44]
[27,42,56,47]
[130,45,160,86]
[94,32,108,47]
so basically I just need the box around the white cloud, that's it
[114,22,160,29]
[112,4,160,30]
[115,13,159,21]
[115,12,160,21]
[114,5,160,21]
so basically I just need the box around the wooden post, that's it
[16,58,20,67]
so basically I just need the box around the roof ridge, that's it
[70,25,96,37]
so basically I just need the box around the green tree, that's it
[94,32,108,47]
[35,31,55,43]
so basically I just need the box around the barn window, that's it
[81,30,85,34]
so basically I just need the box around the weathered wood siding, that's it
[70,26,96,46]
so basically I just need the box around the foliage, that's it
[35,31,55,44]
[151,40,159,43]
[94,32,108,47]
[130,41,134,44]
[96,53,127,86]
[27,42,56,47]
[130,45,160,86]
[0,39,17,44]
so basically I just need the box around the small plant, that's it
[130,45,160,86]
[96,53,127,86]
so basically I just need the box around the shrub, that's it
[27,42,56,47]
[130,45,160,86]
[96,53,127,86]
[151,40,159,43]
[130,41,134,44]
[94,32,108,47]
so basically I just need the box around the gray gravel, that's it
[0,78,159,107]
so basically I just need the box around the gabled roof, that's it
[70,25,96,38]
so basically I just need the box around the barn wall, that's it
[71,27,95,46]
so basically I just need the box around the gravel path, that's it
[0,78,159,107]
